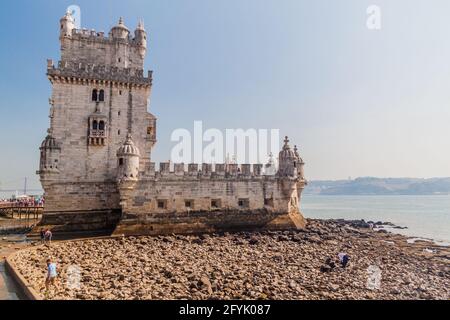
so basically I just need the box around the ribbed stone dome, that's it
[40,135,60,149]
[110,17,130,39]
[117,133,140,157]
[279,136,296,160]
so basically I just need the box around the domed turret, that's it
[39,130,61,175]
[41,134,59,150]
[278,136,298,177]
[117,133,140,182]
[110,17,130,40]
[60,11,75,38]
[294,145,305,180]
[134,19,147,58]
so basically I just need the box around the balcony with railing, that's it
[89,130,107,146]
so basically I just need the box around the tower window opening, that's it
[99,90,105,102]
[211,199,221,209]
[119,158,124,166]
[92,89,98,102]
[92,120,98,130]
[157,200,167,209]
[99,121,105,131]
[238,198,249,208]
[185,200,193,209]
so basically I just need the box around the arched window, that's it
[92,89,98,102]
[92,120,98,130]
[99,121,105,131]
[99,90,105,102]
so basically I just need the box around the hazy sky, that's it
[1,0,450,191]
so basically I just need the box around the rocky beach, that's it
[8,219,450,300]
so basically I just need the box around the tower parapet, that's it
[59,15,149,69]
[46,60,152,87]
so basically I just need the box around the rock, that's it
[248,237,259,245]
[198,276,213,295]
[330,284,339,292]
[390,289,401,295]
[258,293,268,300]
[320,265,332,273]
[277,235,290,242]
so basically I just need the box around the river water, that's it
[301,195,450,246]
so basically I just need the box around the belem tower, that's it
[37,12,307,235]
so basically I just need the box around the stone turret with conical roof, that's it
[38,129,61,177]
[59,10,75,39]
[117,133,140,183]
[294,145,305,180]
[277,136,298,177]
[134,19,147,58]
[110,17,130,40]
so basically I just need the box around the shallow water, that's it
[301,195,450,246]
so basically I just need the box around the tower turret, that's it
[110,17,130,40]
[38,129,61,177]
[116,133,140,183]
[134,20,147,58]
[294,145,305,180]
[59,11,75,39]
[278,136,298,177]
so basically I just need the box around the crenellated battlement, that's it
[67,28,144,47]
[140,162,281,180]
[59,14,148,71]
[46,59,152,86]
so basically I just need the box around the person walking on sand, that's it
[45,258,58,294]
[44,229,53,245]
[338,252,350,268]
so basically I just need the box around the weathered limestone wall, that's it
[48,80,152,182]
[42,181,120,213]
[114,176,306,235]
[37,181,121,232]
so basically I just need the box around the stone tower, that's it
[37,12,307,235]
[38,13,157,229]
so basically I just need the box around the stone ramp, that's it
[0,262,21,300]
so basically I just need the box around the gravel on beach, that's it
[9,219,450,300]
